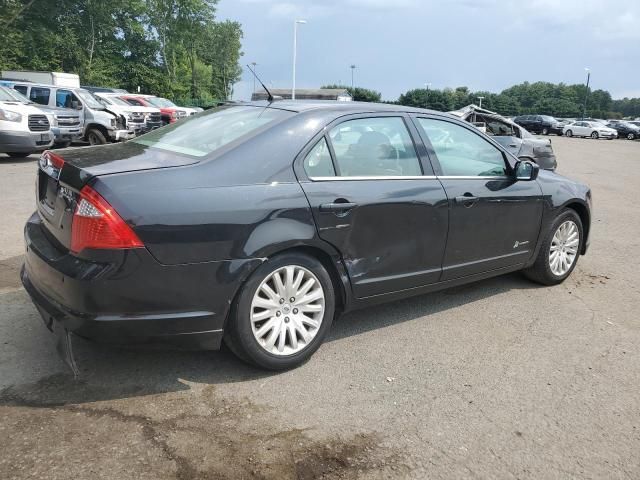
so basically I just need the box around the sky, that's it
[216,0,640,102]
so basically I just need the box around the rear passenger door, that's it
[297,114,449,298]
[413,115,543,280]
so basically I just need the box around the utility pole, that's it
[292,19,307,100]
[350,65,356,90]
[424,82,431,109]
[582,67,590,120]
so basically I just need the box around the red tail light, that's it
[71,185,144,253]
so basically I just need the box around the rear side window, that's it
[327,117,421,177]
[132,106,293,157]
[30,87,50,105]
[417,118,507,177]
[304,137,335,178]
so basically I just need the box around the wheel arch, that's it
[563,201,590,255]
[223,243,352,331]
[84,122,109,139]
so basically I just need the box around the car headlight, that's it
[110,118,116,127]
[0,108,22,122]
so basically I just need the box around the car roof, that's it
[245,100,447,116]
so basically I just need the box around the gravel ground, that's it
[1,137,639,479]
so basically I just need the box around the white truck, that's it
[0,86,54,157]
[1,71,80,88]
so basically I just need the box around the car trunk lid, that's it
[35,143,198,251]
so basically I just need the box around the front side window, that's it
[56,90,76,108]
[417,118,508,177]
[14,85,27,96]
[30,87,50,105]
[303,137,335,178]
[327,117,421,177]
[131,105,293,157]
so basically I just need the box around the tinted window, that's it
[132,106,293,157]
[417,118,507,177]
[327,117,421,177]
[13,85,27,96]
[304,137,335,178]
[30,87,50,105]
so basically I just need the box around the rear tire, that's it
[224,252,336,370]
[87,128,107,145]
[5,152,30,158]
[523,209,583,286]
[542,127,549,135]
[565,130,572,137]
[627,133,635,140]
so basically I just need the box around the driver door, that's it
[413,115,544,280]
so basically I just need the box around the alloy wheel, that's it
[566,130,572,137]
[250,265,325,356]
[549,220,579,276]
[591,131,599,139]
[627,133,635,140]
[542,128,548,135]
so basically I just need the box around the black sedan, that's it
[22,102,592,370]
[513,115,566,136]
[606,121,640,140]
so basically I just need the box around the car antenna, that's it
[246,64,274,103]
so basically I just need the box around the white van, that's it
[6,82,134,145]
[0,86,54,157]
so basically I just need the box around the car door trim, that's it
[307,175,437,181]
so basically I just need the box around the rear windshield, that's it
[131,105,293,157]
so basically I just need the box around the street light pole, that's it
[350,65,356,90]
[582,67,590,120]
[292,19,306,100]
[251,62,257,94]
[477,96,485,108]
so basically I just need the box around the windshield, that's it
[107,96,132,106]
[76,89,105,110]
[131,106,293,157]
[147,97,176,108]
[0,86,31,103]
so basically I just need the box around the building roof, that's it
[251,88,352,101]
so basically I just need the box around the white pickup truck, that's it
[0,86,54,157]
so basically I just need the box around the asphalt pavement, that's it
[1,137,639,479]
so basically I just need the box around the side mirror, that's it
[514,159,539,181]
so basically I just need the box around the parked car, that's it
[120,95,188,124]
[82,86,129,94]
[94,93,163,134]
[513,115,566,135]
[606,120,640,140]
[0,86,54,157]
[450,105,557,170]
[0,82,82,147]
[22,102,592,370]
[4,81,134,145]
[563,121,617,139]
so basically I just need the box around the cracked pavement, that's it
[1,137,639,479]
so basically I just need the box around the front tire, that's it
[523,209,583,286]
[542,127,549,135]
[224,252,336,370]
[591,131,599,139]
[627,133,635,140]
[87,128,107,145]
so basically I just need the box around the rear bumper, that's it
[22,212,262,350]
[0,130,53,153]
